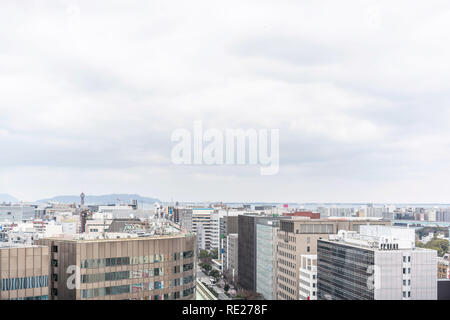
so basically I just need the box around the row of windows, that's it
[1,276,48,291]
[81,256,163,268]
[279,266,295,279]
[81,284,195,299]
[279,258,295,269]
[278,291,294,300]
[10,295,49,300]
[80,270,194,287]
[278,282,295,297]
[278,249,295,260]
[79,251,194,269]
[81,284,133,298]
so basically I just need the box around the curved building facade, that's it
[36,232,196,300]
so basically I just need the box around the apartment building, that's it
[298,255,317,300]
[317,226,437,300]
[276,218,391,300]
[0,244,49,300]
[36,228,196,300]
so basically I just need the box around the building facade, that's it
[256,219,280,299]
[0,205,35,223]
[276,218,391,300]
[36,231,196,300]
[317,226,437,300]
[238,215,290,294]
[0,244,49,300]
[298,255,317,300]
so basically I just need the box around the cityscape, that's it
[1,0,450,307]
[0,194,448,300]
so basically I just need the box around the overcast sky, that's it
[1,0,450,203]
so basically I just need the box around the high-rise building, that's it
[0,244,49,300]
[276,218,391,300]
[192,208,218,251]
[36,227,196,300]
[256,218,281,299]
[317,226,437,300]
[223,234,238,284]
[238,215,290,294]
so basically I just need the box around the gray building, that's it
[0,205,35,222]
[223,234,238,284]
[223,216,239,235]
[317,226,437,300]
[238,215,289,294]
[178,208,193,232]
[256,219,280,299]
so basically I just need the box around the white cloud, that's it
[1,0,450,202]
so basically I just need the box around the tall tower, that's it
[80,192,85,206]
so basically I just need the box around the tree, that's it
[199,250,210,259]
[210,249,219,259]
[236,289,264,300]
[200,263,212,274]
[209,269,220,280]
[416,238,449,257]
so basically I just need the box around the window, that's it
[52,288,58,296]
[402,268,406,274]
[307,246,310,253]
[52,245,58,253]
[403,291,406,298]
[52,274,58,282]
[408,256,411,262]
[403,256,406,262]
[51,259,58,267]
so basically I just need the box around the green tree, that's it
[209,269,220,280]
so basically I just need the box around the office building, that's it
[256,218,281,299]
[36,224,196,300]
[317,226,437,300]
[277,218,391,300]
[191,208,218,251]
[238,215,290,293]
[0,244,49,300]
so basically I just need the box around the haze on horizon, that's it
[1,1,450,203]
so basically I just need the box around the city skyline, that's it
[1,1,450,203]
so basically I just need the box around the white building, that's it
[299,255,317,300]
[318,226,437,300]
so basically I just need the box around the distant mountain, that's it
[37,194,160,205]
[0,194,18,203]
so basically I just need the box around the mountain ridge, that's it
[37,193,160,205]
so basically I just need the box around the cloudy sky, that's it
[1,0,450,203]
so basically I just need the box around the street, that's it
[196,265,230,300]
